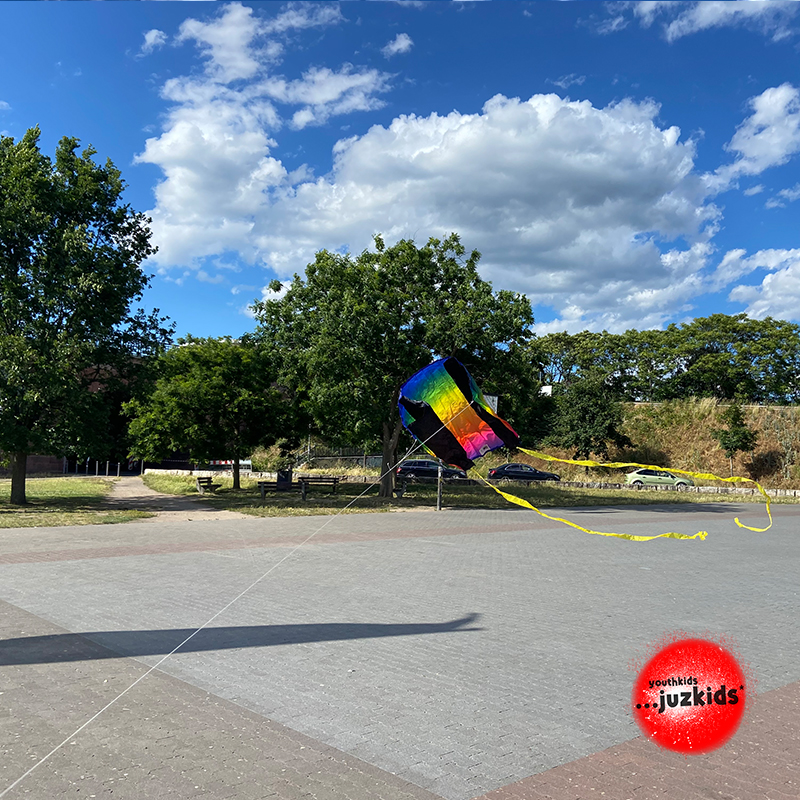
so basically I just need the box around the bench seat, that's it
[257,476,340,500]
[196,476,222,494]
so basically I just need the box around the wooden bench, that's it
[258,476,340,501]
[196,476,222,495]
[257,480,288,499]
[297,476,339,493]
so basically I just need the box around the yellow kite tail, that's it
[472,473,707,541]
[517,448,772,533]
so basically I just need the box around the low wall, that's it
[557,480,798,497]
[0,455,64,475]
[145,468,278,480]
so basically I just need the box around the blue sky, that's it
[1,1,800,339]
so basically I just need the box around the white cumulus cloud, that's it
[727,249,800,320]
[144,86,725,331]
[548,74,586,90]
[709,83,800,191]
[382,32,414,57]
[137,1,391,266]
[138,29,167,57]
[710,246,800,290]
[765,182,800,207]
[176,2,266,82]
[605,1,800,42]
[262,3,343,35]
[260,65,392,129]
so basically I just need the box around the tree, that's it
[711,403,759,476]
[528,314,800,404]
[548,374,632,466]
[252,234,534,497]
[636,314,800,402]
[0,127,172,504]
[125,336,296,490]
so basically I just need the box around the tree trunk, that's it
[10,452,27,505]
[233,455,241,491]
[379,420,403,498]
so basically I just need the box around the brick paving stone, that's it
[2,505,800,799]
[474,680,800,800]
[0,602,446,800]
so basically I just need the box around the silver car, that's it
[625,468,694,488]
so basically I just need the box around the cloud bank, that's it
[136,2,800,332]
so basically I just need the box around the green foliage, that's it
[251,234,535,495]
[711,404,759,460]
[533,314,800,403]
[250,443,295,472]
[0,127,173,503]
[548,374,632,460]
[125,336,296,488]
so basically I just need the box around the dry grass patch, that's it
[0,477,152,527]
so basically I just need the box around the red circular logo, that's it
[632,637,747,754]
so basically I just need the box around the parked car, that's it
[487,463,560,482]
[625,468,694,488]
[396,459,467,481]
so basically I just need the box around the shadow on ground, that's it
[0,614,482,665]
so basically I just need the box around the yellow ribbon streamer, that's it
[515,448,772,533]
[473,472,708,541]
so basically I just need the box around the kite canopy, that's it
[398,357,519,470]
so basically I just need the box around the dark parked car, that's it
[487,463,560,482]
[396,459,467,481]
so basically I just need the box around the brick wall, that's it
[0,455,64,475]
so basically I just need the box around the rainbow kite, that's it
[399,357,519,470]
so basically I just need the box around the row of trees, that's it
[531,315,800,404]
[0,127,791,503]
[129,235,539,497]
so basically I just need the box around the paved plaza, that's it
[1,486,799,799]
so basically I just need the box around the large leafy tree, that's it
[125,336,296,490]
[252,234,534,497]
[0,127,172,504]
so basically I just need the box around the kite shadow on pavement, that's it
[0,614,482,666]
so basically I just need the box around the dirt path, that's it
[102,476,251,521]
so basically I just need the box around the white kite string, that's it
[0,404,473,799]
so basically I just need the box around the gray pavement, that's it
[1,500,799,799]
